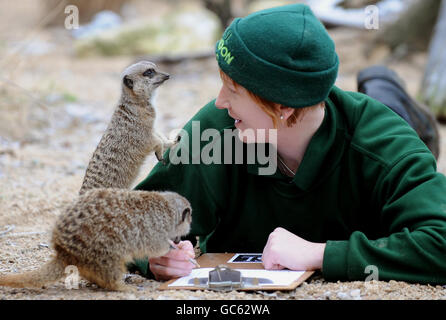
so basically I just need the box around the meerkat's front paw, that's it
[163,134,181,149]
[164,134,181,155]
[154,140,170,165]
[155,149,167,165]
[153,132,181,165]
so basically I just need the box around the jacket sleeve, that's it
[322,150,446,284]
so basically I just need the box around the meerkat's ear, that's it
[123,76,133,89]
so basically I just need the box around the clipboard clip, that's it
[207,265,242,291]
[190,265,270,291]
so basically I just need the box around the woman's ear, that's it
[278,105,295,121]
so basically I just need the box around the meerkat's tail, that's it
[0,257,66,288]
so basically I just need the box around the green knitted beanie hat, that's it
[215,3,339,108]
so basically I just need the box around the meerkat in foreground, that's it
[0,188,192,291]
[79,61,174,195]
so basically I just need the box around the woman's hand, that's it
[149,240,196,281]
[262,227,326,271]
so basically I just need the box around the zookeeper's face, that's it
[215,78,275,143]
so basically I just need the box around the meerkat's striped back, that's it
[79,104,155,194]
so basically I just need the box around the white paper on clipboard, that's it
[168,268,305,288]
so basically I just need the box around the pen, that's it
[168,239,200,268]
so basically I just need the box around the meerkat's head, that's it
[160,191,192,243]
[121,61,169,104]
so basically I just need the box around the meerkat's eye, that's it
[123,76,134,89]
[143,68,155,78]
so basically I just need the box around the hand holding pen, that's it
[168,239,200,268]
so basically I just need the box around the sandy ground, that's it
[1,0,446,300]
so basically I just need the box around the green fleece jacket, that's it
[134,86,446,284]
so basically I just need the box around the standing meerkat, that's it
[0,188,192,291]
[79,60,174,195]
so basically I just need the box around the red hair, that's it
[219,69,322,128]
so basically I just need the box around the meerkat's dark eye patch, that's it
[182,207,191,222]
[143,68,155,78]
[123,76,133,89]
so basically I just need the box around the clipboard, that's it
[158,253,315,291]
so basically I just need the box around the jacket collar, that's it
[247,88,346,192]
